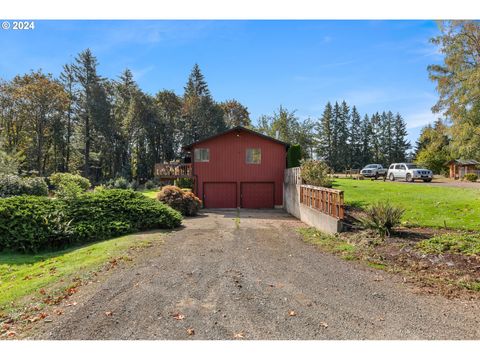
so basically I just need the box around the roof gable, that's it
[183,126,290,150]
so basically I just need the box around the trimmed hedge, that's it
[0,189,182,253]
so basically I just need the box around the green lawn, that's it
[138,189,159,199]
[333,178,480,230]
[0,232,163,315]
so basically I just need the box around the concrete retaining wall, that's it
[284,182,343,234]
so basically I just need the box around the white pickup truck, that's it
[360,164,387,179]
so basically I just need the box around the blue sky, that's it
[0,20,443,146]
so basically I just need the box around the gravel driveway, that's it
[33,210,480,340]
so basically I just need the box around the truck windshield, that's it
[406,164,419,169]
[365,165,377,168]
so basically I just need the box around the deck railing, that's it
[154,163,192,178]
[300,184,345,219]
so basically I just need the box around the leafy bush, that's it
[113,177,129,189]
[287,144,302,168]
[463,173,478,182]
[0,189,182,253]
[0,174,48,198]
[129,180,139,191]
[0,196,69,252]
[49,173,90,198]
[157,185,202,216]
[358,201,405,238]
[300,159,332,188]
[417,233,480,256]
[144,180,158,190]
[174,177,194,189]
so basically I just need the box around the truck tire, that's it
[406,173,412,182]
[389,173,395,181]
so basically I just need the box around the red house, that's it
[156,126,289,209]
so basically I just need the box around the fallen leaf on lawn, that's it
[378,317,385,322]
[288,310,297,317]
[105,311,113,316]
[172,313,185,320]
[2,323,10,330]
[39,288,46,295]
[186,327,195,336]
[54,309,63,315]
[65,301,77,307]
[319,321,329,328]
[233,332,245,339]
[6,330,16,337]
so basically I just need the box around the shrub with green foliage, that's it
[0,174,48,198]
[358,201,405,238]
[157,185,202,216]
[0,189,182,253]
[174,177,194,189]
[287,144,302,168]
[300,159,332,188]
[463,173,478,182]
[144,180,157,190]
[417,233,480,256]
[49,173,91,198]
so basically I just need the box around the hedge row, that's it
[0,189,182,253]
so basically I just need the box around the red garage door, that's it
[203,182,237,208]
[241,182,275,209]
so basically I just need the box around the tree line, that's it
[0,48,412,181]
[0,49,251,182]
[316,101,410,171]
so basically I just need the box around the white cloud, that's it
[404,110,439,129]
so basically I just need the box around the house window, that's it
[246,148,261,164]
[194,148,209,162]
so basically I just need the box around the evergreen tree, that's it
[360,114,373,166]
[370,112,382,163]
[182,64,225,145]
[316,102,334,165]
[392,113,410,162]
[349,105,362,168]
[336,101,350,170]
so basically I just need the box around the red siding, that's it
[192,129,286,207]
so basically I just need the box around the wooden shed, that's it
[447,159,480,179]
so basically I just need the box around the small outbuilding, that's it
[447,159,480,179]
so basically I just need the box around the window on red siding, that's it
[246,148,261,164]
[194,148,209,162]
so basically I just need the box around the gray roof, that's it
[449,159,480,165]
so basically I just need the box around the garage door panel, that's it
[204,182,237,208]
[241,182,274,209]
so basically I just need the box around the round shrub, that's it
[49,173,91,192]
[113,177,129,189]
[463,173,478,182]
[0,174,48,197]
[358,201,405,239]
[145,180,157,190]
[157,185,202,216]
[300,159,332,188]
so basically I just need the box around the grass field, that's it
[138,189,159,199]
[0,232,163,315]
[332,178,480,230]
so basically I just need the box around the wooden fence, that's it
[300,184,345,219]
[284,167,302,185]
